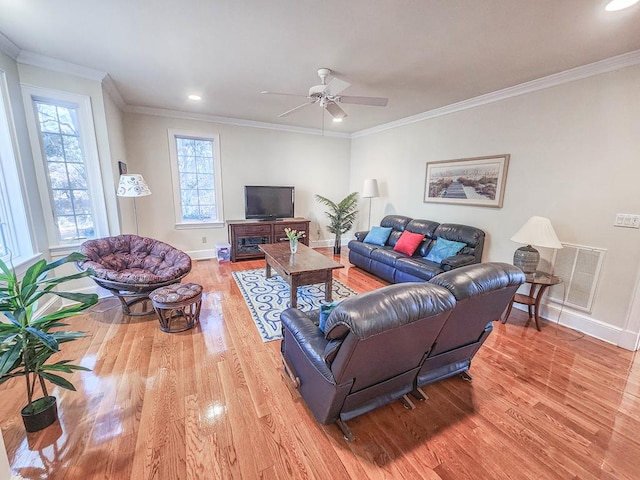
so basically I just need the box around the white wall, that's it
[350,64,640,343]
[123,112,352,253]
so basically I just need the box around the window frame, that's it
[0,70,38,269]
[22,85,109,250]
[167,129,224,229]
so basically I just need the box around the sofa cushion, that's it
[393,231,425,256]
[348,239,378,258]
[406,219,439,238]
[371,247,406,266]
[395,257,444,281]
[424,237,467,263]
[363,226,393,246]
[380,215,412,231]
[380,215,412,247]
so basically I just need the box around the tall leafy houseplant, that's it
[315,192,359,255]
[0,252,98,432]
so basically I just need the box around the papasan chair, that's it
[77,235,192,316]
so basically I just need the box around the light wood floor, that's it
[1,248,639,479]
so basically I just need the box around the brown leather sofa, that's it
[280,262,524,440]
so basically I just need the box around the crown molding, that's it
[352,49,640,138]
[17,50,107,82]
[0,31,20,60]
[125,105,351,138]
[101,74,126,109]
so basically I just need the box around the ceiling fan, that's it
[261,68,388,120]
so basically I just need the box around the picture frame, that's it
[118,161,127,175]
[424,154,510,208]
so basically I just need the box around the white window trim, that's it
[0,70,36,265]
[167,129,224,228]
[21,84,109,250]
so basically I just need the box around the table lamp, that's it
[117,174,151,235]
[362,178,379,230]
[510,216,563,273]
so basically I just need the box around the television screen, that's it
[245,186,295,220]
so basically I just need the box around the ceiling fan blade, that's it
[261,90,308,98]
[324,77,350,96]
[278,100,316,117]
[324,101,347,119]
[338,95,388,107]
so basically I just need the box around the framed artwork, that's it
[424,154,510,208]
[118,161,128,175]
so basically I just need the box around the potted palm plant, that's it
[315,192,359,255]
[0,252,98,432]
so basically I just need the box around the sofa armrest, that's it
[280,308,333,381]
[441,254,476,271]
[354,230,369,242]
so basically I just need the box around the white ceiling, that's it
[1,0,639,134]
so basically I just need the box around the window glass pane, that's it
[36,103,60,133]
[35,99,96,242]
[173,134,221,224]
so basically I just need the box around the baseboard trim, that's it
[186,248,217,260]
[617,330,640,351]
[512,302,633,350]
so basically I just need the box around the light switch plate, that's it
[614,213,640,229]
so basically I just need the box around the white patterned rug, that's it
[232,268,357,342]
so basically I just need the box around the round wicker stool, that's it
[149,283,203,333]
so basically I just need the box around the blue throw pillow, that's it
[319,301,341,333]
[424,237,467,263]
[363,226,393,246]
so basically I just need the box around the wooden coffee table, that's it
[258,243,344,308]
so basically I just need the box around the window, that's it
[22,86,108,248]
[0,71,35,266]
[35,100,95,241]
[168,130,224,227]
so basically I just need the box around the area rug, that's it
[232,268,357,342]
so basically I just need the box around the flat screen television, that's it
[244,185,295,220]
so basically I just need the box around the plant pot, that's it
[21,396,58,432]
[333,246,341,255]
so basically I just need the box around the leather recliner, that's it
[280,262,524,440]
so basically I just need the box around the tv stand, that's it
[227,218,311,262]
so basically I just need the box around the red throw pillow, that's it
[393,231,425,256]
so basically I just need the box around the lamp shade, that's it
[511,216,563,249]
[362,179,379,198]
[117,174,151,197]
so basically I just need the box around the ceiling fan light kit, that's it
[262,68,388,123]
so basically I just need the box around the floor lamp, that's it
[117,174,151,235]
[362,179,379,230]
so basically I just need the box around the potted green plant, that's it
[0,252,98,432]
[315,192,359,255]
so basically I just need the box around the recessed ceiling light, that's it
[605,0,639,11]
[188,94,202,101]
[332,117,343,123]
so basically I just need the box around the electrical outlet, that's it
[201,236,207,243]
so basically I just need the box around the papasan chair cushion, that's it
[78,235,192,284]
[77,235,192,316]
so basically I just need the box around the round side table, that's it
[503,271,562,331]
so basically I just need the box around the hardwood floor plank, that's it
[1,249,639,479]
